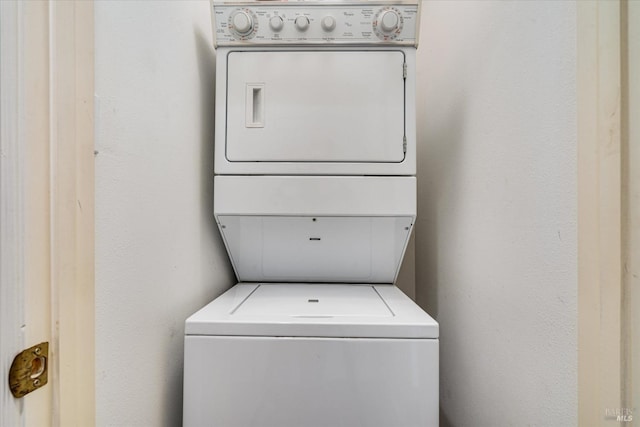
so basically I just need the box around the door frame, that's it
[628,1,640,419]
[0,1,27,425]
[47,2,96,425]
[0,2,95,426]
[577,0,637,424]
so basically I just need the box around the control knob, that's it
[269,15,284,32]
[379,10,400,32]
[321,16,336,32]
[231,11,254,35]
[295,16,310,31]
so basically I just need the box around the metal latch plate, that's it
[9,342,49,398]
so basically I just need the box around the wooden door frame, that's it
[578,0,636,424]
[0,2,95,426]
[1,1,27,425]
[628,1,640,419]
[48,2,96,425]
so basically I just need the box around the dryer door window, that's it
[225,51,406,163]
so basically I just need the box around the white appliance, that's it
[183,1,439,426]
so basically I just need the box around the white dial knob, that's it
[231,11,253,35]
[379,10,399,32]
[321,16,336,32]
[269,15,284,32]
[295,16,310,31]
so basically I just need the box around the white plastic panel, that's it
[214,176,415,283]
[214,47,417,176]
[218,216,412,283]
[234,284,392,317]
[184,335,438,427]
[261,217,372,280]
[213,175,417,217]
[186,283,439,338]
[212,3,421,46]
[226,51,405,162]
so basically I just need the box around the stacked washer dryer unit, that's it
[183,0,438,426]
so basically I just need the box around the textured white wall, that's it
[415,2,577,426]
[95,2,234,425]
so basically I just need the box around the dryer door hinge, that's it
[403,136,407,153]
[403,62,407,79]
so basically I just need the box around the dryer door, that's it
[225,51,406,163]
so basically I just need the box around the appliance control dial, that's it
[373,7,404,40]
[380,10,399,32]
[295,16,310,31]
[321,15,336,32]
[269,15,284,32]
[231,11,252,34]
[229,9,258,39]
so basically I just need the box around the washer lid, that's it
[185,283,438,339]
[234,284,392,318]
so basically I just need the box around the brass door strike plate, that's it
[9,342,49,398]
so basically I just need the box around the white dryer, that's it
[184,1,438,426]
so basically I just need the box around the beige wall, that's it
[396,235,415,299]
[94,2,235,425]
[415,2,578,425]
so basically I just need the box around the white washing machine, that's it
[184,1,438,426]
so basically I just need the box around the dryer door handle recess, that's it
[245,83,265,128]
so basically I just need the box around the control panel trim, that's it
[211,1,421,46]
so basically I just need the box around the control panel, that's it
[212,2,420,45]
